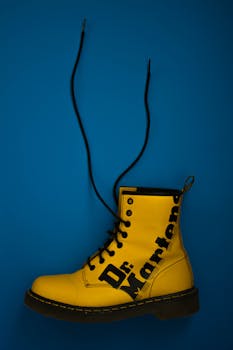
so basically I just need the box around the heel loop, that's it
[182,176,195,194]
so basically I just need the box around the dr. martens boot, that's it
[24,20,199,322]
[25,179,199,322]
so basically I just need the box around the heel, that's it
[153,287,199,320]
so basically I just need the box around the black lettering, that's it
[98,264,126,288]
[169,206,179,223]
[173,195,180,204]
[165,224,174,239]
[140,262,155,279]
[120,273,145,299]
[150,248,163,264]
[155,237,169,249]
[120,261,132,274]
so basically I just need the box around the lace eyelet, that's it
[109,250,115,256]
[99,258,105,264]
[122,232,128,238]
[117,242,123,248]
[127,198,134,204]
[124,221,131,227]
[126,210,132,216]
[90,265,95,271]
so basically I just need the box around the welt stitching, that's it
[28,288,195,314]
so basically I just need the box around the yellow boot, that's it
[24,20,199,322]
[25,178,199,322]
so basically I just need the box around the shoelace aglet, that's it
[82,18,87,32]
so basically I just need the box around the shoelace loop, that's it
[87,220,130,271]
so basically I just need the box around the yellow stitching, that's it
[28,288,196,313]
[28,291,83,311]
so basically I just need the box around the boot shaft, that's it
[84,186,193,300]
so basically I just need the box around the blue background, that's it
[1,0,233,349]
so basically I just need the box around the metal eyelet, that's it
[90,265,95,271]
[126,210,132,216]
[124,221,131,227]
[109,250,115,256]
[127,198,134,204]
[122,232,128,238]
[117,242,123,248]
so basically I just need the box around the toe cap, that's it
[31,274,78,305]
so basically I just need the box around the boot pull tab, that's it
[182,176,195,194]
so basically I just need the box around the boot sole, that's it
[24,287,199,322]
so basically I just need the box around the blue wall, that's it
[1,0,233,349]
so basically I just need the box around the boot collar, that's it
[119,186,182,197]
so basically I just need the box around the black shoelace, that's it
[70,19,151,270]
